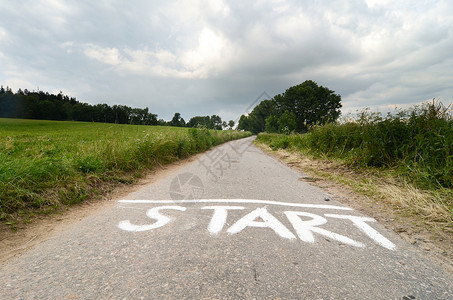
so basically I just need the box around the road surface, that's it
[1,136,452,299]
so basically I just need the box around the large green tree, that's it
[238,99,275,134]
[237,115,250,131]
[187,116,211,128]
[275,80,342,132]
[170,112,186,127]
[186,115,223,130]
[238,80,342,134]
[210,114,223,130]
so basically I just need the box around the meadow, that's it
[0,119,250,222]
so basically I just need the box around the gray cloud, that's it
[1,0,452,121]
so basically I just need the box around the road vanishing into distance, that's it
[1,136,453,299]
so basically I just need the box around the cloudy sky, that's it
[1,0,452,121]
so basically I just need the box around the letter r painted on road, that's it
[284,211,365,248]
[118,206,186,232]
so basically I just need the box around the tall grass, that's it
[0,119,251,217]
[257,100,453,190]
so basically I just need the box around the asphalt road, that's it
[1,136,453,299]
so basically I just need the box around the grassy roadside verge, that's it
[255,101,453,229]
[255,135,453,268]
[0,118,251,227]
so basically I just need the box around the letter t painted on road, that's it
[201,206,245,234]
[325,214,396,250]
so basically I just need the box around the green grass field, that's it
[0,119,250,221]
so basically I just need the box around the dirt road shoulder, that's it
[256,143,453,274]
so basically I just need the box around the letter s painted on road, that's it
[118,206,186,232]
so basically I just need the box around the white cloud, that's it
[0,27,6,40]
[364,0,392,9]
[207,0,230,17]
[180,27,234,77]
[1,0,452,120]
[76,25,234,79]
[44,0,71,13]
[84,45,123,66]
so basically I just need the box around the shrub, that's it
[257,100,453,189]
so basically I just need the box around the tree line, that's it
[238,80,342,134]
[0,86,235,129]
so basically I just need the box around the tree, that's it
[170,113,185,127]
[210,114,223,130]
[37,100,57,120]
[264,111,296,134]
[275,80,341,132]
[142,108,158,125]
[238,81,341,134]
[237,99,275,134]
[187,116,211,128]
[238,115,250,131]
[93,103,113,123]
[72,103,94,121]
[265,115,279,133]
[228,120,235,129]
[277,111,297,134]
[61,102,73,120]
[0,87,162,125]
[112,105,131,124]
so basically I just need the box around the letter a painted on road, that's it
[227,207,296,239]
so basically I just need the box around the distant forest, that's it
[0,86,234,129]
